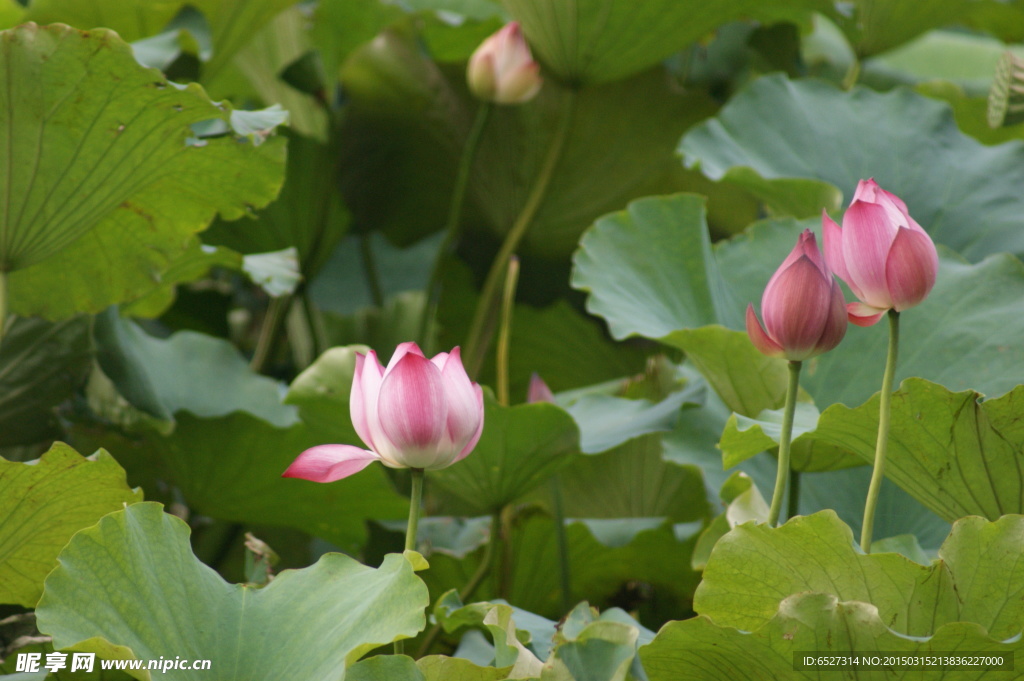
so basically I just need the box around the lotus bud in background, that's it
[746,229,847,361]
[283,343,484,482]
[466,22,542,105]
[527,373,554,404]
[823,179,939,326]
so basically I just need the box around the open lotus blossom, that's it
[822,179,939,326]
[466,22,542,105]
[283,343,484,483]
[746,229,847,361]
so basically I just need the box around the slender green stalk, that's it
[861,310,900,553]
[768,360,802,527]
[0,270,7,348]
[495,256,519,407]
[249,295,291,373]
[841,60,861,90]
[463,89,577,377]
[405,469,425,552]
[550,475,572,614]
[420,103,492,352]
[396,468,426,655]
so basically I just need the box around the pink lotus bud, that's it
[822,179,939,326]
[283,343,484,483]
[466,22,542,105]
[527,373,554,404]
[746,230,848,361]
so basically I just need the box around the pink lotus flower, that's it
[283,343,484,482]
[822,179,939,326]
[466,22,542,105]
[746,230,847,361]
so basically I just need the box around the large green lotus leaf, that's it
[313,0,404,86]
[0,443,143,607]
[680,74,1024,261]
[0,315,92,446]
[571,194,787,417]
[572,194,738,340]
[36,503,428,681]
[549,434,710,522]
[430,397,580,515]
[806,379,1024,522]
[501,0,828,86]
[0,24,286,318]
[93,309,297,428]
[695,511,1024,641]
[641,592,1022,681]
[340,30,718,257]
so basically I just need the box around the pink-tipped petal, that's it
[847,302,887,327]
[349,353,373,449]
[528,373,555,404]
[282,445,380,482]
[815,281,848,354]
[377,352,447,463]
[437,347,484,449]
[762,256,834,356]
[454,383,485,463]
[842,201,899,308]
[355,350,387,453]
[822,210,855,292]
[385,342,426,375]
[746,304,784,357]
[885,227,938,311]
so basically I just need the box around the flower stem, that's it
[550,475,572,614]
[495,255,519,407]
[768,360,802,527]
[861,310,900,553]
[463,89,577,378]
[249,295,291,374]
[420,103,492,353]
[396,467,426,655]
[406,468,425,552]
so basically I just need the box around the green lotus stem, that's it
[405,468,425,552]
[396,467,426,655]
[861,310,900,553]
[495,255,519,407]
[420,103,492,352]
[249,295,291,373]
[550,475,572,613]
[464,89,577,378]
[768,360,802,527]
